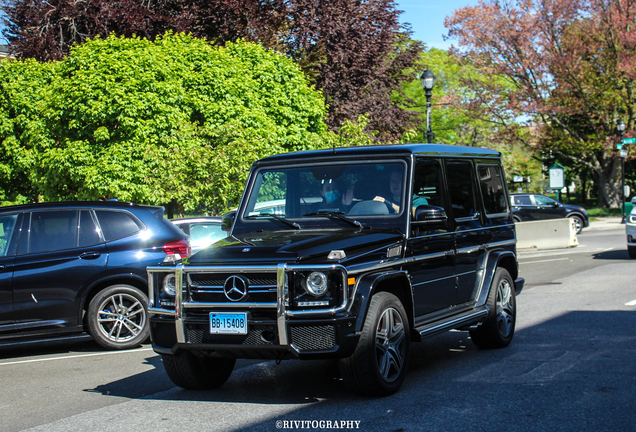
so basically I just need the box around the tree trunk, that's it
[592,153,621,208]
[580,171,587,205]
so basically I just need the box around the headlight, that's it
[163,274,177,296]
[305,271,328,296]
[629,215,636,224]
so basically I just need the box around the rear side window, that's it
[95,210,142,241]
[512,195,532,205]
[478,165,508,216]
[0,214,18,257]
[29,211,78,253]
[79,210,102,246]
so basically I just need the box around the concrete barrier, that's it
[515,218,578,250]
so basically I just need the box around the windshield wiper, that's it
[245,213,301,230]
[303,211,364,229]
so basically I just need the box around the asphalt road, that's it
[2,227,635,432]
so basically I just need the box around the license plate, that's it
[209,312,248,335]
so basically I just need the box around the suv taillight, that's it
[163,239,191,256]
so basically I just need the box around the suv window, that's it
[478,165,508,216]
[79,210,102,246]
[413,158,442,210]
[243,162,406,218]
[446,161,477,219]
[0,214,18,257]
[95,210,142,241]
[29,211,78,253]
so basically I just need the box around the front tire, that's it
[339,292,410,397]
[628,246,636,259]
[87,284,149,350]
[162,352,235,390]
[470,268,516,349]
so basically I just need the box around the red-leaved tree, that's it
[446,0,636,207]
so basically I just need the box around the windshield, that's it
[242,162,406,219]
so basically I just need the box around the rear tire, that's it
[470,268,516,349]
[162,352,235,390]
[339,292,410,397]
[569,215,584,234]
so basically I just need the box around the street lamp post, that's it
[618,119,627,223]
[420,69,436,143]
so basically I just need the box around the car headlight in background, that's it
[629,214,636,224]
[305,271,328,296]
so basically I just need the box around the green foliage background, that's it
[0,33,371,214]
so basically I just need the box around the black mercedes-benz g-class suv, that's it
[148,143,524,396]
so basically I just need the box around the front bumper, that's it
[626,222,636,245]
[150,314,359,359]
[147,263,359,359]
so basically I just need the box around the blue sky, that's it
[395,0,477,50]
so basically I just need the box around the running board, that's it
[415,306,489,339]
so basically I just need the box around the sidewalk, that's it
[585,216,624,231]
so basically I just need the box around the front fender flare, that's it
[350,270,413,333]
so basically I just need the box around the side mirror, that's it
[412,205,448,225]
[631,197,636,205]
[221,212,235,232]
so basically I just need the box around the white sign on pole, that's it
[549,165,564,189]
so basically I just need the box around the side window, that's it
[29,211,78,253]
[534,195,556,206]
[478,165,508,216]
[94,210,142,242]
[0,214,19,257]
[512,195,532,206]
[79,210,102,246]
[446,161,477,220]
[413,158,443,212]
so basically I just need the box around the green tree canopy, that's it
[0,33,329,214]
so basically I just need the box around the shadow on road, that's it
[78,310,636,431]
[592,249,631,260]
[0,335,105,359]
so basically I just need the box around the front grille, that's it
[188,271,278,303]
[290,325,336,351]
[190,290,277,303]
[189,272,277,287]
[151,321,177,348]
[185,323,277,346]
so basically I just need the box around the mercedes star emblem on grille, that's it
[223,275,248,301]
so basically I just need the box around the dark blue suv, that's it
[0,201,189,350]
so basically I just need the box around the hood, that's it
[186,229,405,265]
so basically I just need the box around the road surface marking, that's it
[626,299,636,306]
[0,347,153,366]
[520,258,570,265]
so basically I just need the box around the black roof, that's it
[255,143,501,166]
[0,200,162,212]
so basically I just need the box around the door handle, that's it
[79,252,101,260]
[0,265,5,271]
